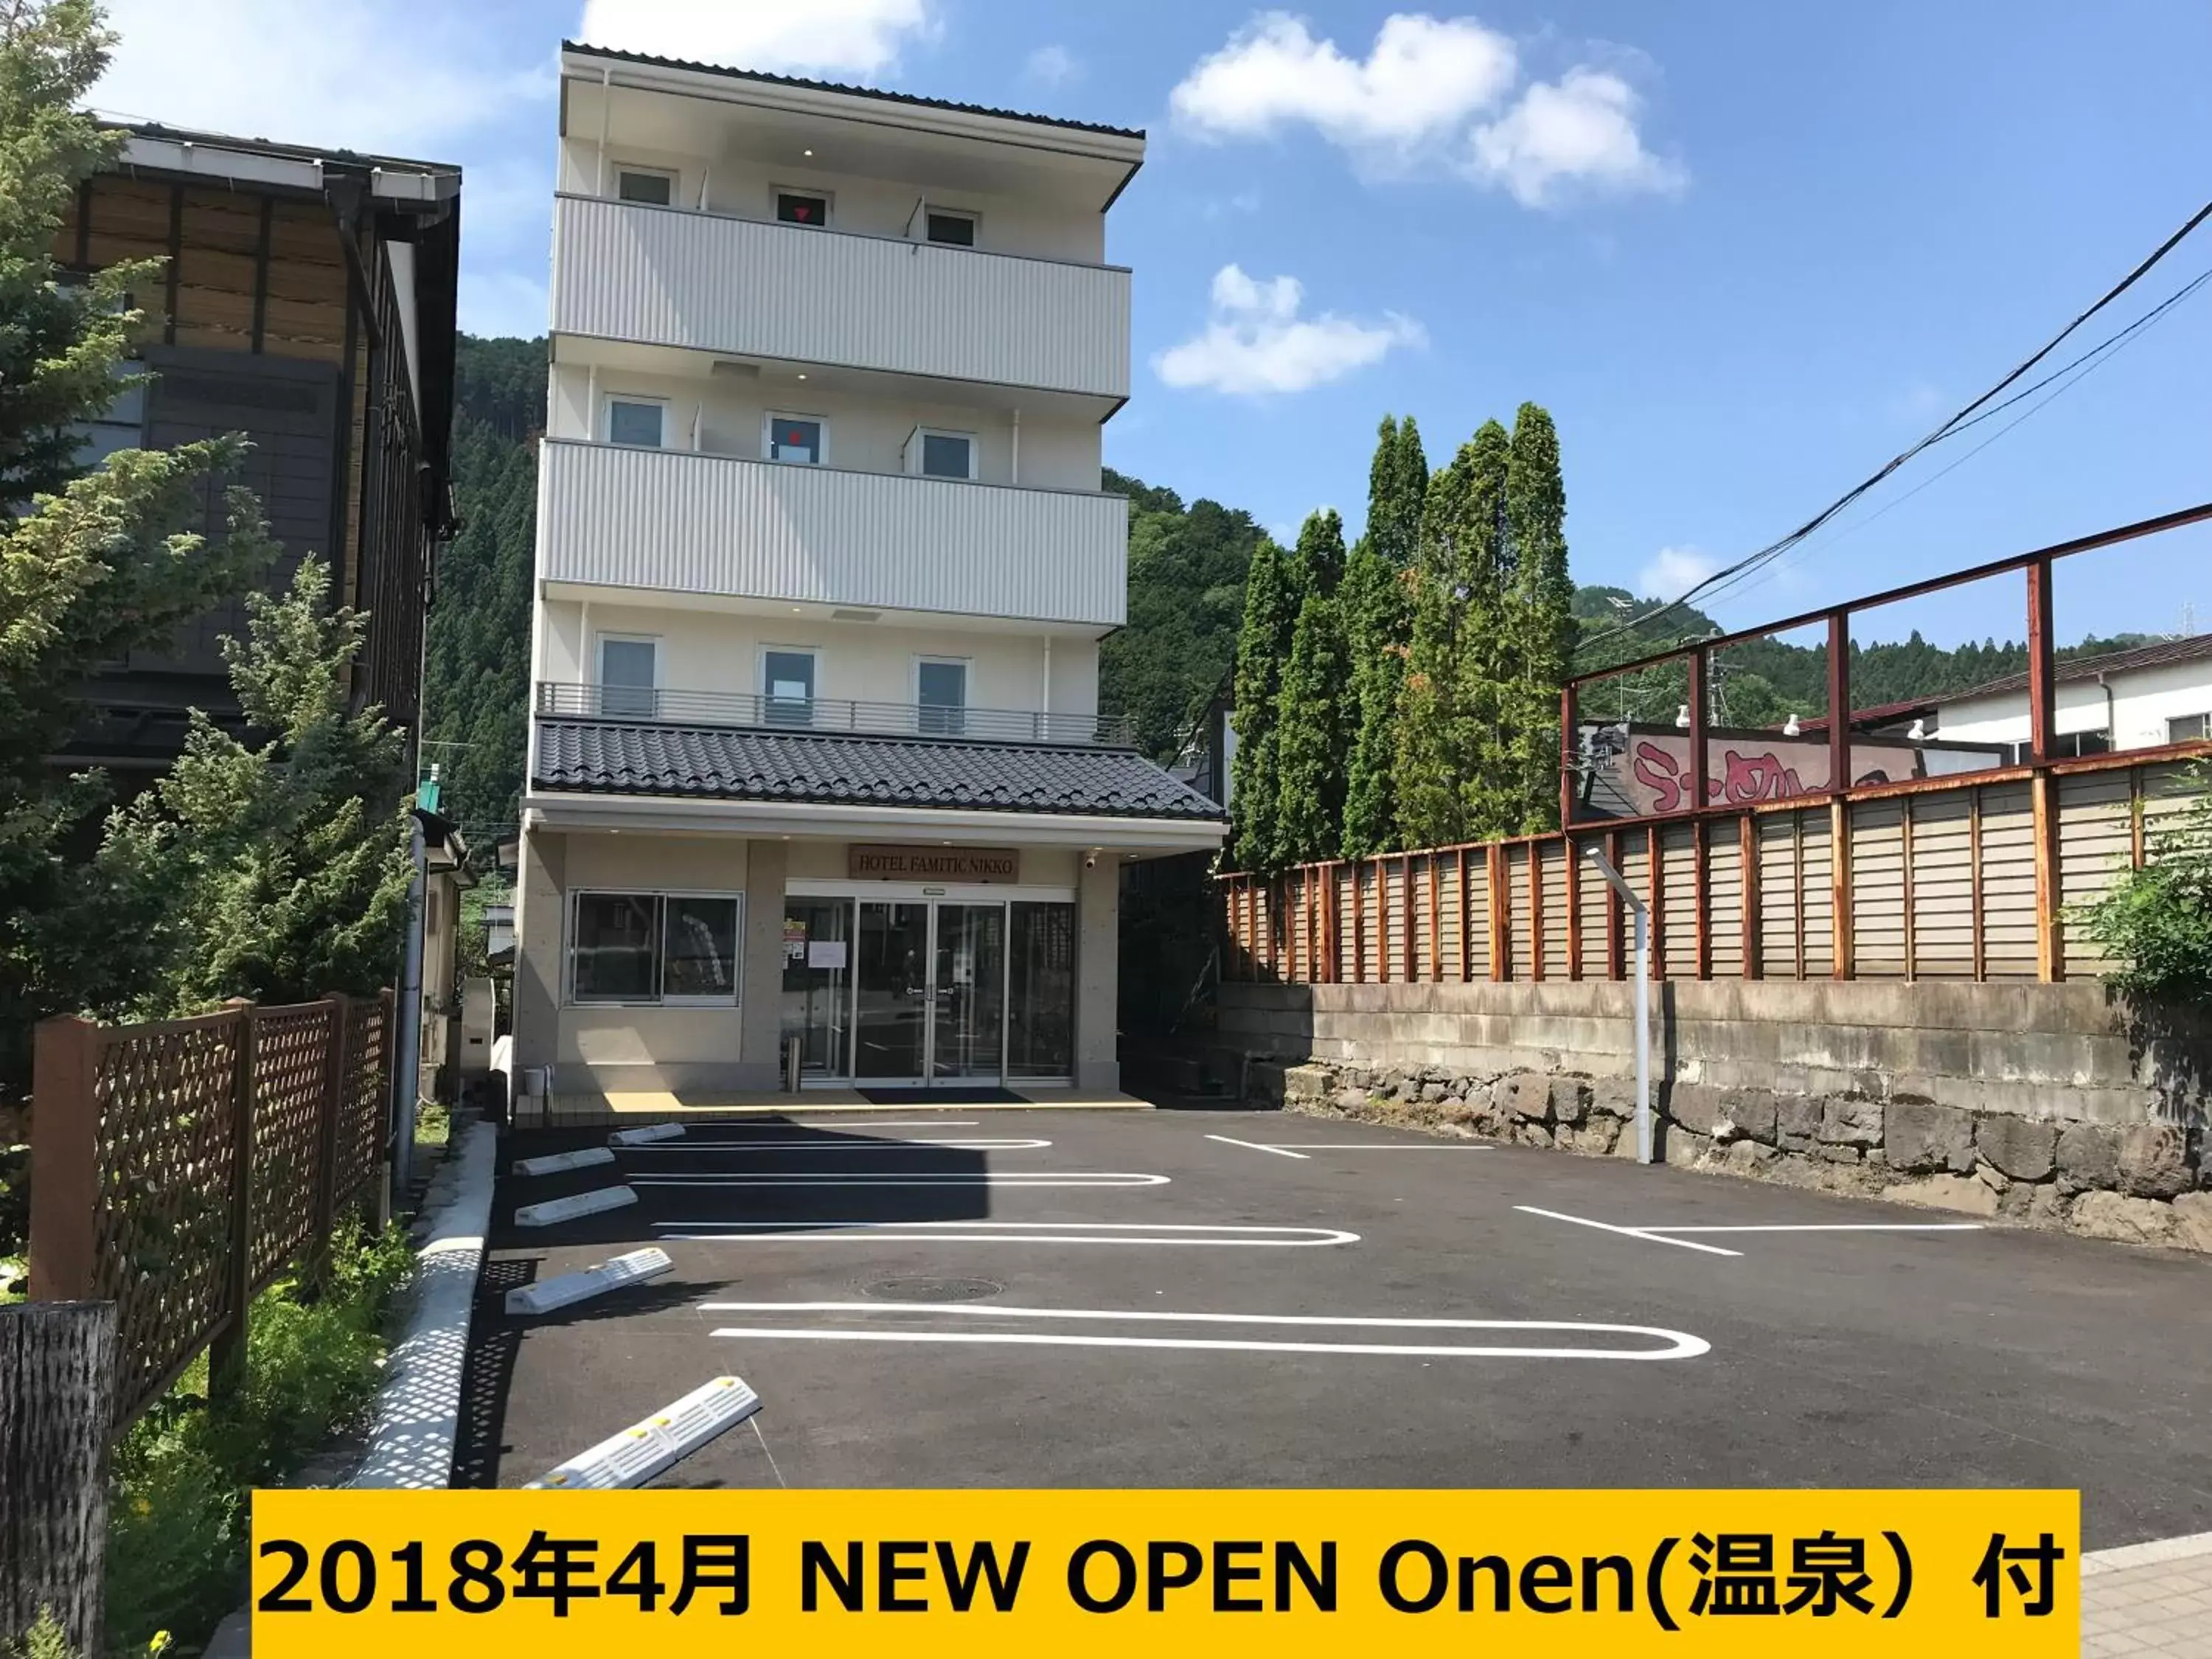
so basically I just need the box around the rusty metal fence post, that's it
[208,1001,255,1403]
[26,1018,100,1304]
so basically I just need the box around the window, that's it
[616,167,675,206]
[569,891,742,1005]
[776,189,830,226]
[765,414,824,465]
[763,647,817,726]
[606,397,666,448]
[925,210,976,247]
[597,636,658,719]
[2171,713,2210,743]
[917,658,967,735]
[905,427,975,480]
[70,372,145,467]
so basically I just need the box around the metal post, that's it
[391,812,427,1203]
[1574,836,1653,1165]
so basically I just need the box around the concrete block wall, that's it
[1220,980,2211,1253]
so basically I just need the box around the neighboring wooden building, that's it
[51,122,462,777]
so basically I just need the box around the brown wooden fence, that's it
[1222,749,2208,987]
[25,991,393,1432]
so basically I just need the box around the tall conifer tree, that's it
[1502,402,1573,831]
[1228,529,1296,870]
[1340,414,1425,857]
[1273,510,1349,866]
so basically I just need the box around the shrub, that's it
[2081,759,2212,1002]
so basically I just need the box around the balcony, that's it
[551,194,1130,403]
[536,681,1136,748]
[536,438,1127,628]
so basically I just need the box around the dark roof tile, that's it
[535,721,1223,821]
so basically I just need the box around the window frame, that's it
[771,184,833,228]
[594,633,661,717]
[914,655,970,736]
[2169,712,2211,744]
[612,163,678,206]
[762,410,829,467]
[905,425,978,481]
[760,644,821,726]
[602,392,669,449]
[922,206,979,247]
[566,888,745,1008]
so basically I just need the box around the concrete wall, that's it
[1219,979,2212,1252]
[1076,858,1120,1093]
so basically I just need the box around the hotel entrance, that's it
[780,886,1076,1087]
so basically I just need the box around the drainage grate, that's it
[863,1276,1003,1303]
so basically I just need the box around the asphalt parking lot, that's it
[462,1107,2212,1546]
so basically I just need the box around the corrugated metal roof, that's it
[535,721,1224,821]
[1941,632,2212,704]
[561,41,1145,141]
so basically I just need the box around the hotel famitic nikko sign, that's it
[849,845,1021,883]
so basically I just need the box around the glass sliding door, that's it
[780,898,852,1079]
[853,902,929,1080]
[931,904,1005,1079]
[1007,902,1076,1079]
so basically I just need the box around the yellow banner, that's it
[252,1489,2079,1657]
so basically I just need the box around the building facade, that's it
[1930,633,2212,762]
[513,44,1225,1102]
[53,123,461,778]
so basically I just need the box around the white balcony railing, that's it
[537,439,1127,628]
[551,195,1131,401]
[536,681,1137,748]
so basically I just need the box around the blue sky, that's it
[91,1,2212,650]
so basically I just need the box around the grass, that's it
[102,1221,414,1655]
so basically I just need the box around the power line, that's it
[1580,195,2212,657]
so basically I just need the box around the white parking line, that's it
[1205,1134,1309,1159]
[619,1138,1053,1152]
[1514,1206,1744,1257]
[656,1220,1360,1247]
[627,1171,1170,1188]
[1267,1144,1488,1152]
[702,1301,1709,1361]
[789,1119,979,1128]
[1644,1223,1986,1235]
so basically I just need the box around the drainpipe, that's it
[2098,672,2115,751]
[1009,406,1020,485]
[392,804,429,1204]
[1573,836,1652,1164]
[595,66,611,195]
[1040,635,1051,740]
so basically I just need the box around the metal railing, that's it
[535,681,1138,748]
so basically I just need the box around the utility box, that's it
[461,975,495,1082]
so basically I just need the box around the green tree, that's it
[1340,414,1426,856]
[0,0,276,1100]
[1272,509,1349,865]
[1228,528,1296,870]
[1500,401,1573,831]
[1394,420,1511,846]
[2081,759,2212,1002]
[89,558,411,1012]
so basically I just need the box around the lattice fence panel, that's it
[248,1002,334,1291]
[333,995,389,1205]
[91,1012,245,1425]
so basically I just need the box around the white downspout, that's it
[1010,407,1020,485]
[585,364,598,441]
[1040,635,1052,739]
[595,67,611,195]
[698,164,709,211]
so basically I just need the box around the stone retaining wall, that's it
[1219,980,2211,1253]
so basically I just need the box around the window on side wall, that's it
[615,166,675,206]
[765,414,824,465]
[905,427,975,480]
[2169,713,2210,744]
[762,647,817,726]
[568,891,742,1005]
[597,636,658,719]
[917,658,967,736]
[925,209,976,247]
[605,397,667,448]
[775,189,830,227]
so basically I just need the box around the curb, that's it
[348,1116,498,1489]
[2081,1529,2212,1575]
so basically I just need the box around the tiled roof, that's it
[535,721,1225,821]
[561,41,1145,141]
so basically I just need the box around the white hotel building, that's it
[512,44,1225,1104]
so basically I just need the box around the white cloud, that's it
[575,0,934,77]
[1638,546,1721,601]
[1170,12,1516,154]
[1023,44,1079,87]
[1467,67,1684,206]
[1154,264,1424,397]
[92,0,546,157]
[1169,12,1681,205]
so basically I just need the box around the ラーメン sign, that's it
[848,845,1020,883]
[251,1488,2079,1657]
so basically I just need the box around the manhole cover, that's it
[863,1276,1003,1303]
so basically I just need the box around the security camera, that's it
[1084,849,1099,869]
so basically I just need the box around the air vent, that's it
[830,608,881,623]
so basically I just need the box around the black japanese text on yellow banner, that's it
[252,1489,2079,1658]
